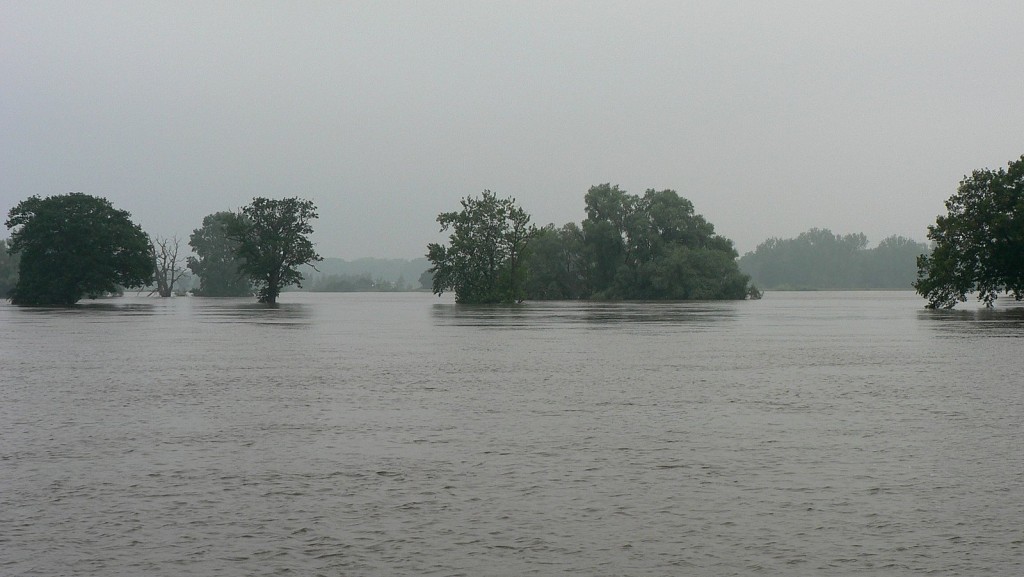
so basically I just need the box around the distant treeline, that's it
[299,257,430,292]
[738,228,929,290]
[301,257,429,284]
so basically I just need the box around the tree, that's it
[427,190,536,303]
[150,235,188,297]
[418,268,434,290]
[188,211,251,297]
[0,238,19,299]
[524,223,586,299]
[4,193,153,306]
[228,197,322,304]
[577,185,749,300]
[915,155,1024,308]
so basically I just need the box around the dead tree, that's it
[151,235,188,297]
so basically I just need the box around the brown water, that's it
[1,291,1022,576]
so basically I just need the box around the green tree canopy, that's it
[915,155,1024,308]
[522,185,752,301]
[228,197,322,304]
[523,223,586,300]
[188,211,252,297]
[4,193,153,306]
[427,190,535,303]
[579,185,749,300]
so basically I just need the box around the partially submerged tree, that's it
[427,190,535,303]
[229,197,322,304]
[188,211,251,297]
[915,155,1024,308]
[4,193,153,306]
[150,235,188,297]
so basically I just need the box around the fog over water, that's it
[4,2,1024,257]
[2,292,1022,575]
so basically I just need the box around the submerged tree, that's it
[427,191,535,303]
[150,235,188,297]
[228,197,322,304]
[915,155,1024,308]
[4,193,153,306]
[188,211,251,297]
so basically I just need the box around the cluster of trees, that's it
[427,185,754,303]
[3,194,321,306]
[5,155,1020,308]
[738,229,929,290]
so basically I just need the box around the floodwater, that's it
[1,291,1022,576]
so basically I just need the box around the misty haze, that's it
[3,2,1024,576]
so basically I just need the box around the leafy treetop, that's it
[427,190,535,304]
[188,211,252,297]
[228,197,322,304]
[5,193,153,306]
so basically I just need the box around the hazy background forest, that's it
[738,229,929,291]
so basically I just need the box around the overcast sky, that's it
[3,1,1023,259]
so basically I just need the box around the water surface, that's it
[1,292,1021,575]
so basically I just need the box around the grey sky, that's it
[3,1,1023,259]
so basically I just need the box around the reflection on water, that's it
[918,304,1024,336]
[6,296,315,326]
[432,300,739,328]
[190,299,313,325]
[14,300,163,316]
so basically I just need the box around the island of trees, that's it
[427,185,755,304]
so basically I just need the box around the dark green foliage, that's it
[581,186,749,303]
[739,229,927,290]
[229,197,322,304]
[4,193,153,306]
[188,211,252,297]
[0,238,20,299]
[525,185,749,301]
[427,191,535,304]
[915,155,1024,308]
[523,223,586,299]
[431,185,748,303]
